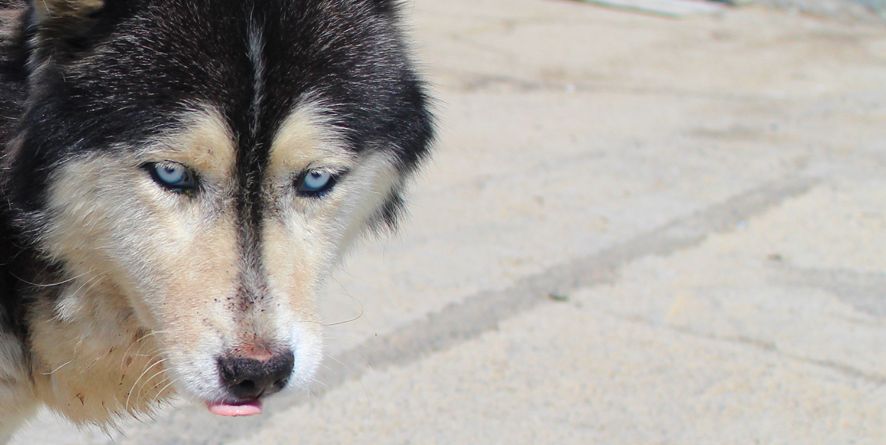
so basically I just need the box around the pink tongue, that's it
[206,400,263,417]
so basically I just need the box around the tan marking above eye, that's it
[268,100,356,180]
[138,107,236,181]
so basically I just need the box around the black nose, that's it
[217,351,295,400]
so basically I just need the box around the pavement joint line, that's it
[121,175,820,444]
[599,309,886,386]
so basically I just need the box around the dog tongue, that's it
[206,400,263,417]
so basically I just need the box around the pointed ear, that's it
[31,0,104,23]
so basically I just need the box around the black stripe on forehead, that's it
[233,8,271,306]
[233,134,269,307]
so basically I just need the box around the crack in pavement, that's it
[600,309,886,385]
[776,267,886,317]
[121,175,819,445]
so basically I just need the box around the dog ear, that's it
[31,0,105,23]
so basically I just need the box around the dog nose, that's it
[217,350,295,400]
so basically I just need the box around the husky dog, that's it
[0,0,433,440]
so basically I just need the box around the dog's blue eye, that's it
[297,170,337,197]
[147,162,196,192]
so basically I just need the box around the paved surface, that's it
[12,0,886,443]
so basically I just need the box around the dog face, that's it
[6,0,432,415]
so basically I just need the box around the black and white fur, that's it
[0,0,433,440]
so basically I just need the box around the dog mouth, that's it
[205,399,264,417]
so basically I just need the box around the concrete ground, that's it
[11,0,886,443]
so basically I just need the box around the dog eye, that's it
[297,169,339,197]
[146,161,197,192]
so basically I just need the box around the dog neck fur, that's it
[28,281,175,426]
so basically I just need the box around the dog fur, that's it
[0,0,433,440]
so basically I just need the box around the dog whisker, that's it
[322,276,366,327]
[40,359,74,376]
[125,357,168,414]
[136,368,169,405]
[152,378,180,406]
[9,270,92,288]
[70,272,106,297]
[120,330,168,370]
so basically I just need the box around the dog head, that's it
[5,0,432,416]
